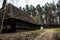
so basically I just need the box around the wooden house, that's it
[1,3,41,33]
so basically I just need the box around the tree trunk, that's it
[0,0,7,33]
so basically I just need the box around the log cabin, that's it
[0,3,41,33]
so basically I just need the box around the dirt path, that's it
[34,29,56,40]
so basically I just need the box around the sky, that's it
[0,0,59,8]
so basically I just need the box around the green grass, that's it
[0,29,45,36]
[16,29,45,37]
[55,28,60,33]
[21,29,45,34]
[16,28,60,37]
[13,30,45,37]
[0,29,45,40]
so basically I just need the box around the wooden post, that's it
[0,0,7,33]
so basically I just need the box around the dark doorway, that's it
[2,18,16,33]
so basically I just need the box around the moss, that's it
[32,16,38,23]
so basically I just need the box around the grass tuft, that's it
[54,28,60,33]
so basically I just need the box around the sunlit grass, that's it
[15,29,45,37]
[54,28,60,33]
[0,29,45,37]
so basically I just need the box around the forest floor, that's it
[0,28,60,40]
[34,29,56,40]
[0,29,45,40]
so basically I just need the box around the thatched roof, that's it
[6,3,35,24]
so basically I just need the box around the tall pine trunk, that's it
[0,0,7,33]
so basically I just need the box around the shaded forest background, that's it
[0,0,60,25]
[19,0,60,25]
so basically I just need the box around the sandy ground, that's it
[34,29,56,40]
